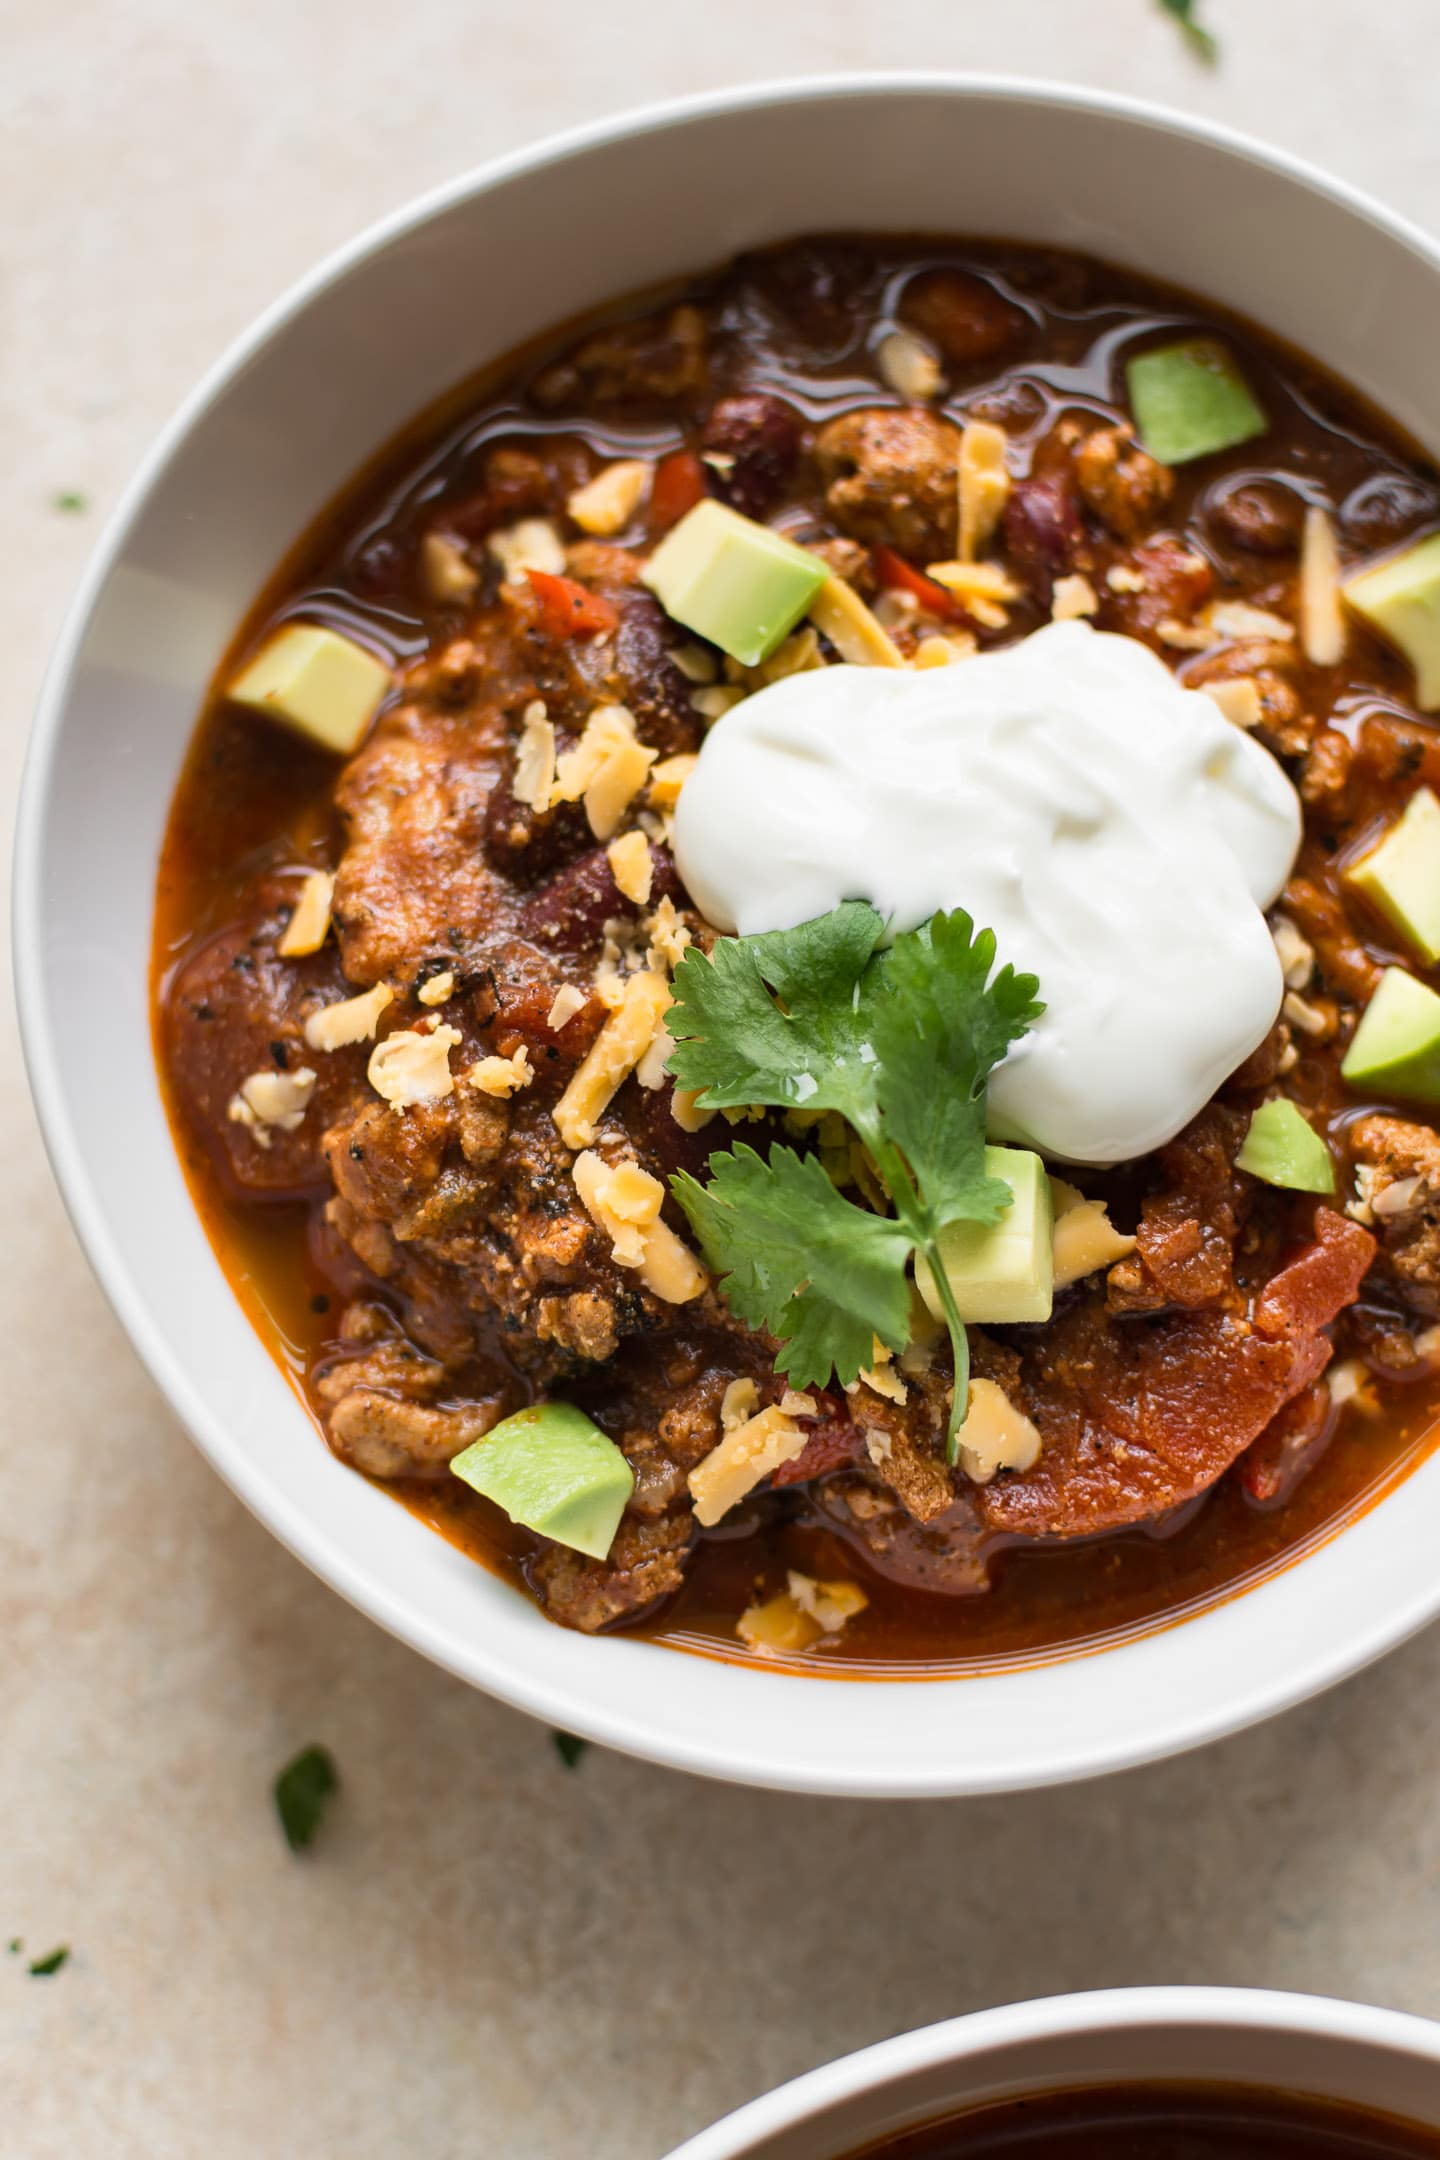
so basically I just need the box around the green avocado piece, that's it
[1345,533,1440,711]
[641,499,829,668]
[1126,337,1268,465]
[1344,786,1440,963]
[1341,966,1440,1104]
[914,1145,1054,1327]
[1236,1098,1335,1193]
[450,1403,634,1561]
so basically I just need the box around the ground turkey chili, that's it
[154,236,1440,1671]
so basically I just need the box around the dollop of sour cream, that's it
[673,621,1302,1164]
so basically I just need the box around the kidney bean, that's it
[900,268,1025,366]
[1208,478,1305,555]
[520,844,682,956]
[701,392,803,518]
[1001,476,1083,599]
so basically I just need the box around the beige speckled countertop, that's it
[8,5,1440,2153]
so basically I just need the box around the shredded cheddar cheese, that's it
[876,329,943,403]
[303,980,394,1053]
[1201,677,1264,730]
[487,517,566,582]
[689,1402,811,1527]
[513,701,557,813]
[419,533,479,602]
[720,1377,759,1431]
[954,1378,1042,1486]
[648,754,698,808]
[736,1571,868,1654]
[277,870,334,958]
[957,420,1011,561]
[913,632,977,668]
[227,1066,317,1147]
[644,896,691,974]
[466,1046,534,1098]
[546,984,587,1031]
[925,558,1020,630]
[552,970,671,1149]
[567,459,651,537]
[1051,573,1099,623]
[634,1023,674,1091]
[807,577,906,667]
[551,705,657,839]
[572,1149,705,1302]
[607,829,653,906]
[1049,1177,1136,1289]
[367,1024,462,1109]
[1208,600,1294,643]
[1300,506,1346,667]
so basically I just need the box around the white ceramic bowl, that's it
[18,77,1440,1796]
[663,1990,1440,2159]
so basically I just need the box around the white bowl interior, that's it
[665,1992,1440,2159]
[19,78,1440,1794]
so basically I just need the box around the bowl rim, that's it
[18,71,1440,1796]
[661,1988,1440,2158]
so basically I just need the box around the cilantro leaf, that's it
[51,490,88,514]
[28,1947,69,1976]
[870,910,1042,1231]
[672,1143,913,1388]
[666,901,887,1123]
[274,1744,338,1852]
[1157,0,1218,61]
[552,1731,589,1768]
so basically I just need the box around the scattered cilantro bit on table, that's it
[667,903,1041,1460]
[1157,0,1219,62]
[7,1939,20,1954]
[28,1947,69,1977]
[51,490,88,514]
[274,1744,339,1851]
[552,1731,589,1769]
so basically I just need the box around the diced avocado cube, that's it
[1236,1098,1335,1194]
[228,623,391,755]
[450,1403,634,1561]
[914,1146,1054,1327]
[1341,966,1440,1105]
[1344,786,1440,963]
[1345,534,1440,711]
[641,499,829,668]
[1126,338,1268,466]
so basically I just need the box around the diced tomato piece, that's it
[1237,1381,1333,1505]
[526,569,619,640]
[770,1400,863,1487]
[873,544,966,621]
[1253,1210,1376,1340]
[649,450,707,534]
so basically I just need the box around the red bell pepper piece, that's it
[650,450,707,534]
[873,544,965,621]
[526,569,618,640]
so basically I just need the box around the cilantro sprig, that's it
[1157,0,1219,62]
[274,1744,339,1852]
[667,903,1041,1460]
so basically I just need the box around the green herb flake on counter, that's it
[274,1744,339,1852]
[1157,0,1218,61]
